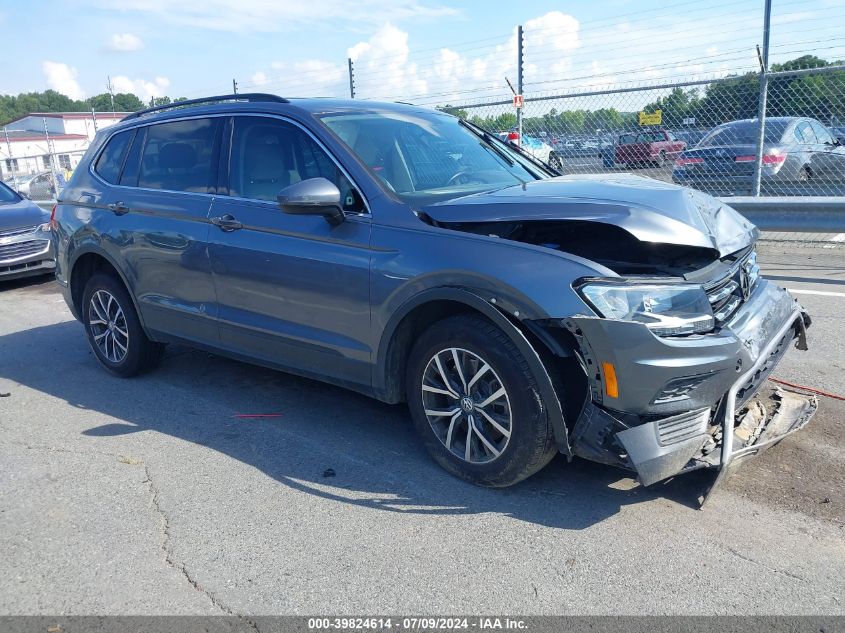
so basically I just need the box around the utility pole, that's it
[3,126,18,191]
[752,0,772,197]
[516,24,524,145]
[91,107,99,133]
[232,78,238,94]
[43,117,59,197]
[347,58,356,99]
[106,76,116,115]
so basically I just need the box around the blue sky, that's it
[1,0,843,106]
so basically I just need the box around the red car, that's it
[614,129,686,167]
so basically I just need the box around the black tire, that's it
[406,314,558,487]
[82,273,163,377]
[798,166,811,183]
[549,154,562,173]
[655,151,666,167]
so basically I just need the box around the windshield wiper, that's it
[458,119,514,166]
[459,119,560,176]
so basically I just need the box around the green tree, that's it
[436,104,469,119]
[0,89,182,125]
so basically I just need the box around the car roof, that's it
[107,96,445,133]
[718,116,805,126]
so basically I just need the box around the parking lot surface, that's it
[1,243,843,615]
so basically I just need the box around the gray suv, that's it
[53,94,816,498]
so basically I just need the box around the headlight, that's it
[36,222,51,232]
[578,281,714,336]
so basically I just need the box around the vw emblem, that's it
[460,396,474,413]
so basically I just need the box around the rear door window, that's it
[94,130,134,184]
[795,122,816,144]
[810,121,834,145]
[137,118,220,193]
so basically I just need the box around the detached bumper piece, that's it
[572,309,816,504]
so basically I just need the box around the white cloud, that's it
[106,33,144,52]
[349,23,428,99]
[112,75,170,101]
[244,11,582,105]
[87,0,458,33]
[42,61,85,100]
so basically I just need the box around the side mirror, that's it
[277,177,344,226]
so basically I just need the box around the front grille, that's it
[704,250,759,325]
[0,225,38,238]
[0,239,49,262]
[656,408,711,446]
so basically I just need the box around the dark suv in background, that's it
[53,94,815,500]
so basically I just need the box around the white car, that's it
[498,132,553,164]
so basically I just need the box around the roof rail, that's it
[121,93,289,121]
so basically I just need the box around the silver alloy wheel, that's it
[420,347,512,464]
[88,289,129,364]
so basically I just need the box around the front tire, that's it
[82,273,163,377]
[406,315,558,487]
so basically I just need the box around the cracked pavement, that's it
[1,251,843,615]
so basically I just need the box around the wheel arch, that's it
[375,287,572,454]
[68,248,148,332]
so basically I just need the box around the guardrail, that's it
[35,197,845,233]
[718,197,845,234]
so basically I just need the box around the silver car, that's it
[672,116,845,196]
[0,181,55,281]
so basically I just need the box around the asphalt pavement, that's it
[0,246,843,616]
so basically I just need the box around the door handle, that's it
[107,201,129,215]
[210,214,243,232]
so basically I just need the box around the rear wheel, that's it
[82,273,163,377]
[549,154,563,173]
[406,314,558,487]
[798,165,811,183]
[655,150,667,167]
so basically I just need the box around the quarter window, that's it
[228,117,365,212]
[94,130,133,184]
[138,118,219,193]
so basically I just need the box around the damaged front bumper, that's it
[552,278,816,498]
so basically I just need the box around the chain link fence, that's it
[441,65,845,203]
[2,149,87,203]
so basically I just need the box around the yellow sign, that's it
[639,109,662,126]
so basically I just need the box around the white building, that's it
[1,112,130,182]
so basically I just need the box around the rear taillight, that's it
[50,203,57,229]
[675,157,704,167]
[506,131,520,146]
[735,153,786,164]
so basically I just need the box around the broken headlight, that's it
[578,281,715,336]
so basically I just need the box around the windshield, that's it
[0,181,20,204]
[698,121,790,147]
[318,109,541,204]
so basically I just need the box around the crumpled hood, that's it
[422,173,757,257]
[0,198,49,231]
